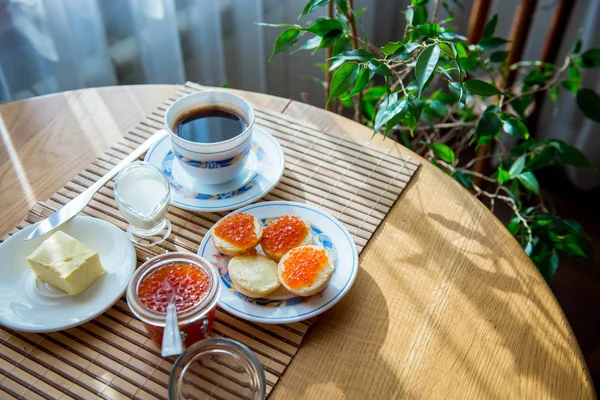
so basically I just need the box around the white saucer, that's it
[0,216,136,333]
[145,128,285,213]
[198,201,359,324]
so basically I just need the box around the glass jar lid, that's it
[126,252,220,328]
[169,338,266,400]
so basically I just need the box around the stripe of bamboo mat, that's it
[0,81,419,399]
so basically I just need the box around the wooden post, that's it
[467,0,492,45]
[503,0,540,90]
[529,0,576,131]
[467,0,492,179]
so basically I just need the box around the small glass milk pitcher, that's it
[114,161,171,246]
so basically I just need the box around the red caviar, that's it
[261,215,308,255]
[214,213,257,247]
[138,263,210,313]
[281,247,328,290]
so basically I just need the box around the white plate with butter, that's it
[0,216,136,332]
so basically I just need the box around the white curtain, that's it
[0,0,598,187]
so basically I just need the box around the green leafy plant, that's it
[261,0,597,281]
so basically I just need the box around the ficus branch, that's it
[504,55,571,106]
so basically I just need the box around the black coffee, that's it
[173,106,246,143]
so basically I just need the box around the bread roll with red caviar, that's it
[228,255,280,298]
[260,215,312,262]
[278,245,334,297]
[211,213,262,256]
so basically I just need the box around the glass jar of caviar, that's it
[126,252,220,349]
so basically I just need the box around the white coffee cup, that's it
[164,91,255,185]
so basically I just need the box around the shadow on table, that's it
[377,188,592,398]
[272,267,398,399]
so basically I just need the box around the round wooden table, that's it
[0,85,595,399]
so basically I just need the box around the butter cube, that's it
[26,231,105,295]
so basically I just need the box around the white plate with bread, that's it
[198,201,358,324]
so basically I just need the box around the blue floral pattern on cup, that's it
[162,144,265,201]
[212,220,338,308]
[175,143,251,169]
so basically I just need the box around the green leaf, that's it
[527,147,554,170]
[559,143,590,167]
[315,31,342,52]
[305,19,343,37]
[524,69,546,86]
[382,41,403,56]
[339,94,353,107]
[349,67,370,96]
[482,14,498,38]
[460,53,478,71]
[463,79,502,96]
[479,37,509,50]
[509,155,526,177]
[374,94,408,133]
[331,35,349,56]
[455,42,468,58]
[517,172,540,194]
[474,110,501,143]
[270,29,303,60]
[496,167,511,184]
[424,142,455,164]
[573,37,583,54]
[389,42,421,59]
[336,0,348,14]
[368,60,392,76]
[415,45,440,96]
[413,5,428,26]
[556,234,592,260]
[404,7,414,27]
[576,88,600,122]
[426,99,449,118]
[569,65,582,82]
[330,49,374,62]
[412,0,429,4]
[299,0,329,18]
[581,49,600,67]
[409,97,423,120]
[363,85,386,101]
[550,85,560,101]
[563,219,589,237]
[439,31,467,41]
[507,217,521,235]
[402,42,421,54]
[500,114,530,139]
[448,82,465,104]
[510,95,533,120]
[564,66,582,94]
[327,62,359,107]
[292,35,322,53]
[335,8,350,31]
[536,250,559,282]
[360,98,375,121]
[256,22,301,29]
[438,41,457,58]
[413,23,441,38]
[490,50,509,63]
[562,80,579,95]
[452,171,473,190]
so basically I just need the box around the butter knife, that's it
[25,129,169,241]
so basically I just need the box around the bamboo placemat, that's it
[0,82,419,399]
